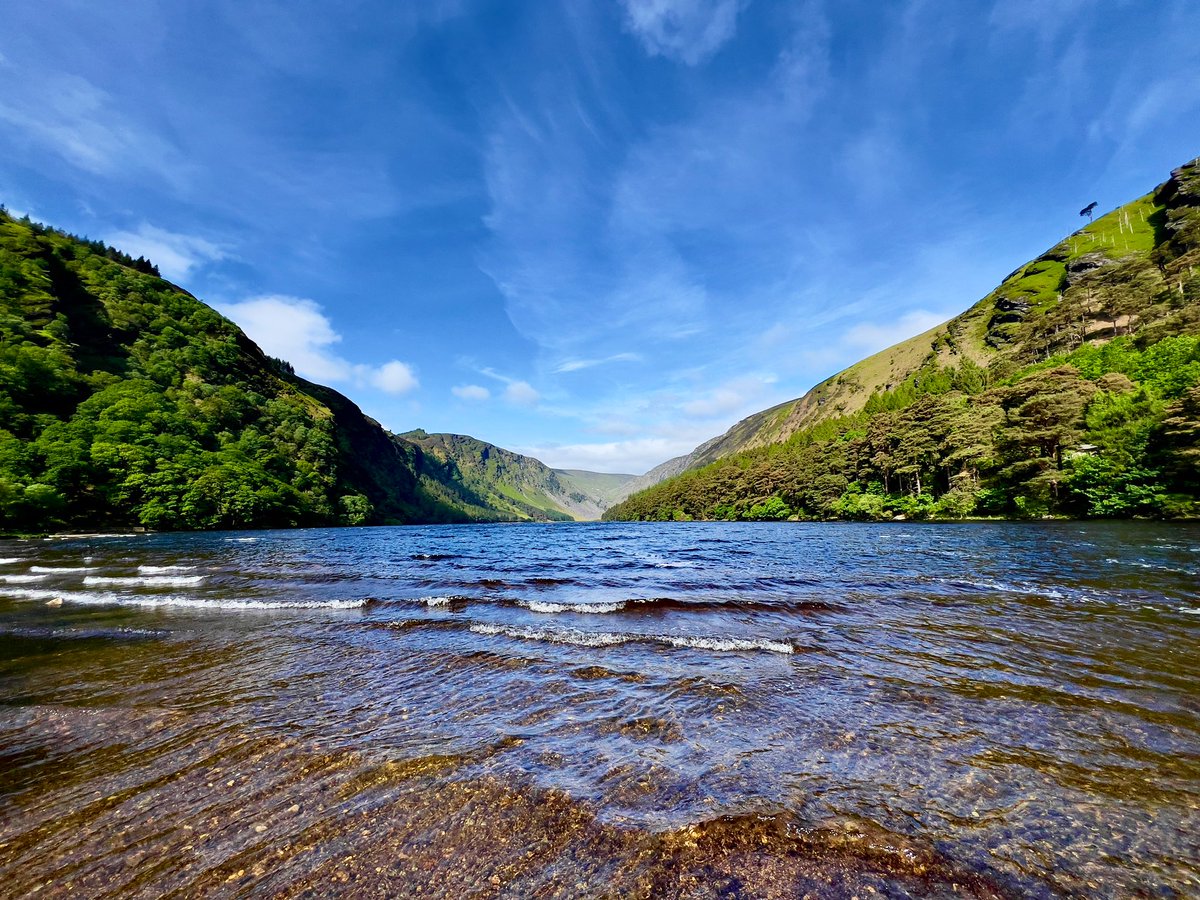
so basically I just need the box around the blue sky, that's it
[2,1,1197,473]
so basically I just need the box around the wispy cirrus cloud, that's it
[0,69,187,186]
[619,0,744,66]
[552,352,641,374]
[217,295,418,395]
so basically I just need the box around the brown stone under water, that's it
[0,706,1010,899]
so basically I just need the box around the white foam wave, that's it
[663,635,794,654]
[957,579,1067,600]
[0,574,48,583]
[84,575,206,587]
[0,586,367,610]
[519,600,627,614]
[226,537,258,543]
[30,566,97,573]
[1181,608,1200,616]
[0,558,25,565]
[138,565,197,574]
[469,623,792,654]
[470,624,630,647]
[654,561,695,568]
[423,595,453,607]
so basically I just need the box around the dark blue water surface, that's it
[1,522,1198,898]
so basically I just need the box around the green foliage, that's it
[0,209,489,533]
[747,496,792,520]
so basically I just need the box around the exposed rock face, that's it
[990,296,1032,324]
[1065,252,1117,285]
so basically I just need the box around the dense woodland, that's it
[0,209,520,533]
[607,160,1200,522]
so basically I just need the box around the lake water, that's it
[1,522,1198,898]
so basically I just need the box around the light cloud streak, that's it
[452,384,491,401]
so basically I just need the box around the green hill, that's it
[606,157,1200,522]
[401,431,633,521]
[0,209,537,532]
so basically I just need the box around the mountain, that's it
[401,431,633,521]
[607,157,1200,521]
[553,469,637,509]
[0,208,551,532]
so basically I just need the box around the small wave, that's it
[519,600,627,614]
[412,553,457,561]
[225,537,258,543]
[0,574,48,583]
[654,561,696,568]
[29,566,97,574]
[422,595,459,607]
[0,586,367,610]
[1181,608,1200,616]
[469,623,793,654]
[84,575,207,587]
[952,579,1067,600]
[662,635,794,654]
[470,624,629,647]
[138,565,197,574]
[0,558,25,565]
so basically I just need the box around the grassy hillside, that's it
[607,157,1200,522]
[401,432,630,521]
[0,209,517,532]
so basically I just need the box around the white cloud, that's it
[367,360,419,395]
[478,367,541,407]
[842,309,949,356]
[217,295,418,394]
[504,380,541,406]
[452,384,491,401]
[620,0,743,66]
[104,223,226,281]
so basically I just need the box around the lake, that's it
[1,522,1198,898]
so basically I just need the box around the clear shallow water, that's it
[0,522,1198,898]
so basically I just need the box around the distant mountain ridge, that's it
[401,431,632,521]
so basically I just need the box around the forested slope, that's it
[607,158,1200,522]
[0,209,515,532]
